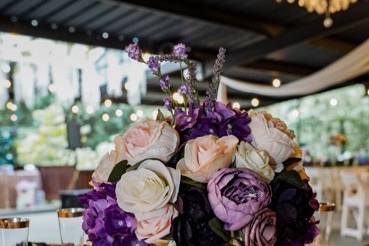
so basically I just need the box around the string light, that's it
[272,78,281,88]
[290,109,300,119]
[71,105,79,114]
[102,113,110,122]
[102,32,109,39]
[367,88,369,96]
[329,98,338,106]
[31,19,38,27]
[232,102,241,110]
[142,52,151,61]
[104,99,112,108]
[10,114,17,122]
[136,110,144,118]
[115,109,123,117]
[152,110,158,120]
[130,113,138,122]
[251,98,260,107]
[68,26,76,33]
[6,101,16,111]
[124,83,132,91]
[2,80,11,89]
[173,92,184,104]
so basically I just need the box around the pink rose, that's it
[243,208,277,246]
[135,204,178,243]
[176,135,238,183]
[116,119,179,165]
[92,150,121,183]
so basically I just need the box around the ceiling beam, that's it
[105,0,281,37]
[245,59,319,76]
[225,3,369,68]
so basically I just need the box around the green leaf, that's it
[108,160,129,182]
[155,109,165,121]
[126,158,163,172]
[276,170,304,188]
[208,218,231,242]
[180,176,207,191]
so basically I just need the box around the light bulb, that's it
[232,102,241,110]
[71,105,79,114]
[115,109,123,117]
[251,98,260,107]
[104,99,112,108]
[102,113,110,122]
[272,78,281,88]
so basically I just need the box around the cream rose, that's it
[92,150,121,183]
[177,135,238,183]
[249,112,294,172]
[135,204,178,243]
[235,142,275,182]
[116,119,179,165]
[116,159,180,213]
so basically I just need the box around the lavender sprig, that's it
[206,47,226,106]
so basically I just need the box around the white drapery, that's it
[219,38,369,97]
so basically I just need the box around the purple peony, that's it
[207,168,272,231]
[175,102,252,142]
[79,183,149,246]
[126,43,141,61]
[269,173,319,246]
[173,43,188,59]
[147,56,160,73]
[243,208,277,246]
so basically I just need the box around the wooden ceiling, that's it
[0,0,368,107]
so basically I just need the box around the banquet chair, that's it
[305,167,323,202]
[340,171,369,240]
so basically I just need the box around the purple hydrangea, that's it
[172,43,188,59]
[175,101,252,142]
[147,56,160,73]
[125,43,141,61]
[159,75,170,91]
[79,183,149,246]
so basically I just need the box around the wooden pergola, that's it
[0,0,368,107]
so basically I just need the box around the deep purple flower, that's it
[175,101,252,142]
[79,183,149,246]
[173,43,188,59]
[208,168,272,231]
[159,75,170,91]
[171,184,225,246]
[269,173,319,246]
[126,43,141,61]
[147,56,160,73]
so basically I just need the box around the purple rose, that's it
[173,43,187,59]
[243,208,277,246]
[269,173,319,246]
[207,168,272,231]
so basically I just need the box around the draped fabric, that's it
[219,38,369,97]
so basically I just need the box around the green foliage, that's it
[208,218,231,242]
[108,160,129,182]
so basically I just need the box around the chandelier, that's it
[276,0,358,27]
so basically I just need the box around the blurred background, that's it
[0,0,368,245]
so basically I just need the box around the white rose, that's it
[249,113,294,172]
[116,119,179,165]
[92,150,121,183]
[235,142,275,182]
[116,160,180,213]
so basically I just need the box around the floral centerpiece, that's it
[80,42,319,246]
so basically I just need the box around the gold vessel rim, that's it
[0,217,30,228]
[57,208,84,218]
[319,202,336,212]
